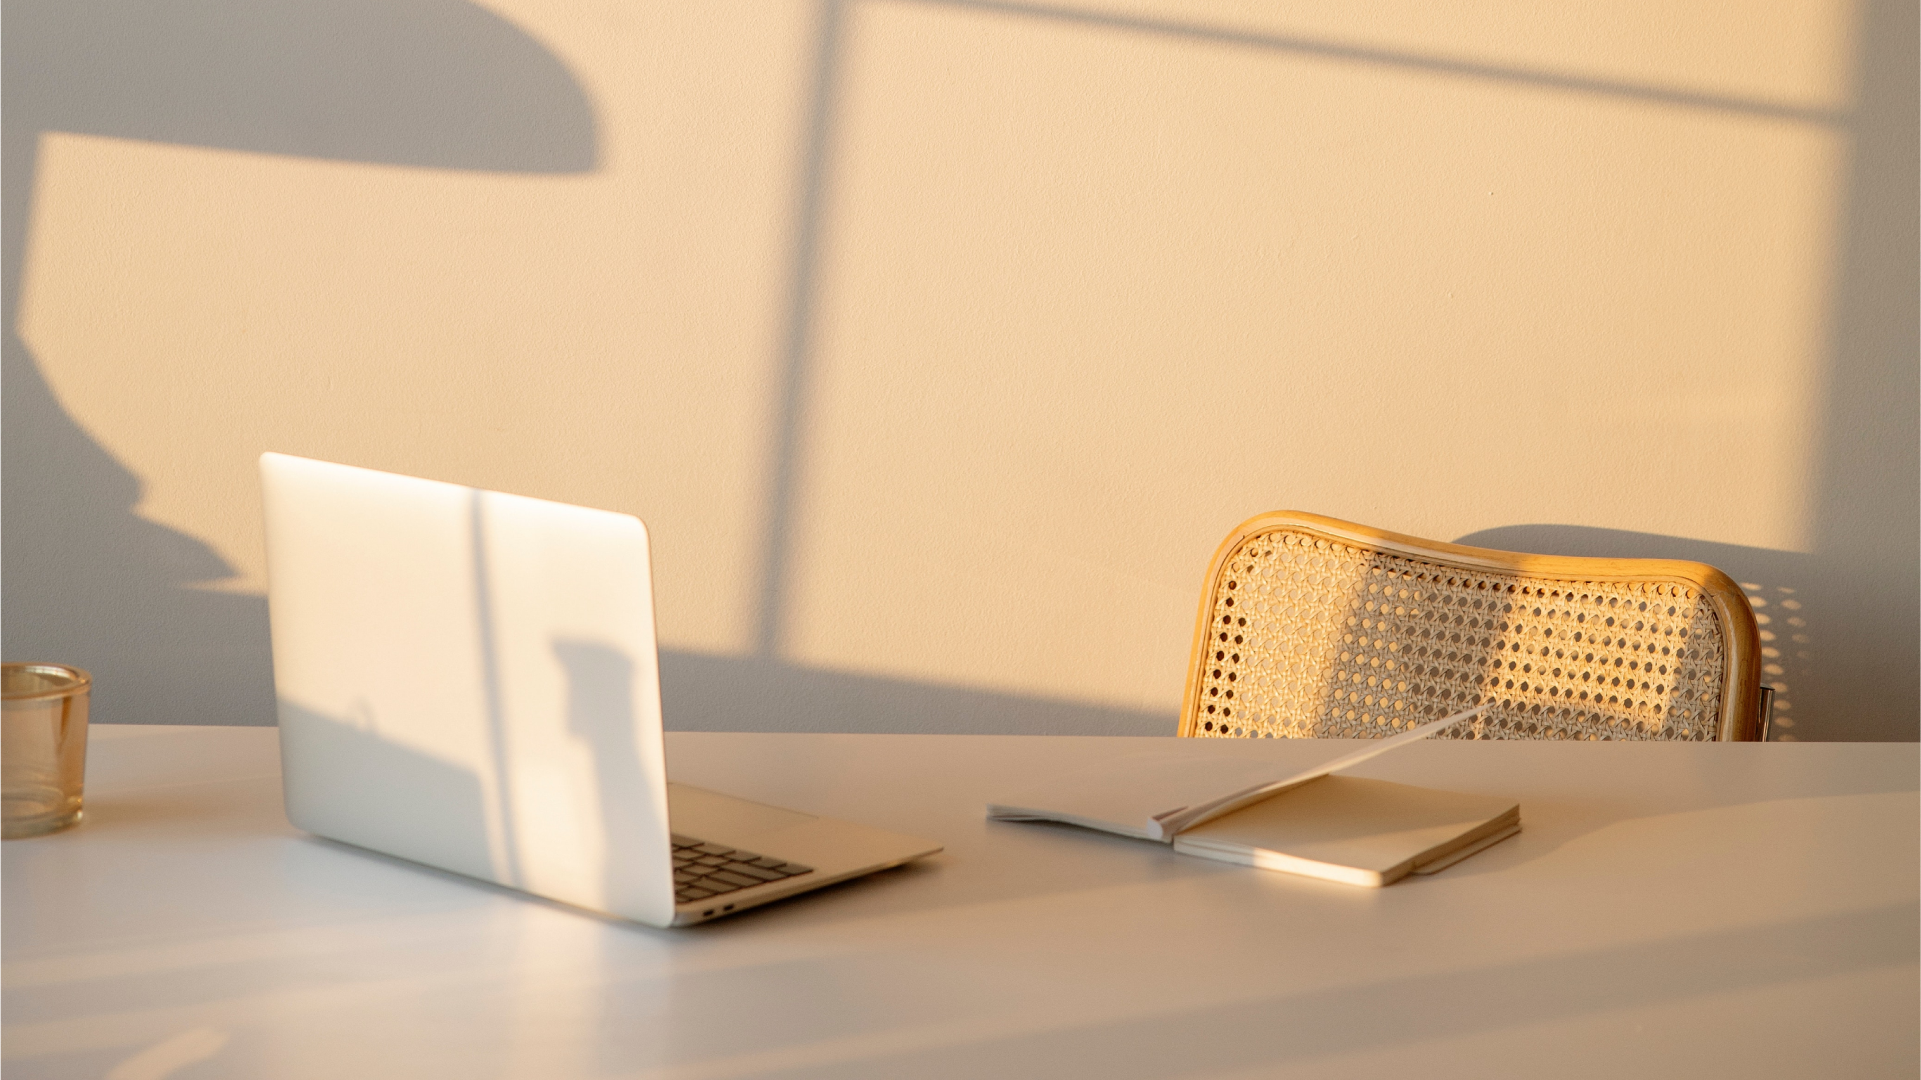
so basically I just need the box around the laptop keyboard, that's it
[672,834,814,905]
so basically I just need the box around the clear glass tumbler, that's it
[2,663,91,839]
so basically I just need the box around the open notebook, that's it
[987,706,1519,887]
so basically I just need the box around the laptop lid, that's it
[260,453,676,926]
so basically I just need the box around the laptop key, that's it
[667,833,816,898]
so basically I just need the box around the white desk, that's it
[4,727,1915,1079]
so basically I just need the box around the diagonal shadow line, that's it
[889,0,1849,128]
[754,0,848,657]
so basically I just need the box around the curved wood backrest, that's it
[1178,512,1764,741]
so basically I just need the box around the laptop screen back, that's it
[260,453,675,925]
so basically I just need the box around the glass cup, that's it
[2,663,92,839]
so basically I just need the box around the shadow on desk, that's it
[1343,741,1921,882]
[699,902,1919,1080]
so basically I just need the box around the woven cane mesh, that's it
[1190,528,1728,742]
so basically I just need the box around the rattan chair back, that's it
[1179,513,1764,741]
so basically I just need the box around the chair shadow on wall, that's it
[1452,530,1813,737]
[1454,525,1913,742]
[1,0,595,725]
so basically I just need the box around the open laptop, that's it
[259,453,940,927]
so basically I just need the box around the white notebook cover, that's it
[1171,775,1520,887]
[985,705,1521,885]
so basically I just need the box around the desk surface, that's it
[4,727,1916,1080]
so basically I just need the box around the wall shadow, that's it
[899,0,1846,124]
[1,0,598,724]
[659,650,1174,735]
[1804,0,1919,741]
[7,1,1912,742]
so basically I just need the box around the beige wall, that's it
[5,0,1915,738]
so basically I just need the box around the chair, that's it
[1178,512,1767,741]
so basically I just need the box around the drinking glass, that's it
[3,663,91,839]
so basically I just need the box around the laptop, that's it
[259,452,941,927]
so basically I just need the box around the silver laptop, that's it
[259,453,940,927]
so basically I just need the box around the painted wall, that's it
[5,0,1915,739]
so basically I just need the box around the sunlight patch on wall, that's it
[776,0,1845,708]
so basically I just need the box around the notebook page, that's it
[987,751,1305,840]
[1150,704,1490,839]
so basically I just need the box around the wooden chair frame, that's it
[1177,512,1765,741]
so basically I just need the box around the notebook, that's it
[987,706,1520,886]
